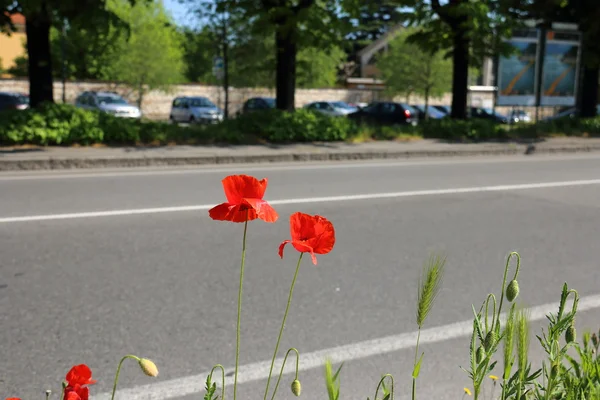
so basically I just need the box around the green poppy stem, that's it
[269,348,300,400]
[233,217,249,400]
[209,364,226,400]
[263,253,304,400]
[111,354,141,400]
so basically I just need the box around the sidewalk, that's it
[1,138,600,171]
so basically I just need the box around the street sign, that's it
[213,56,224,80]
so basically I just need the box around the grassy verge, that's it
[1,104,599,147]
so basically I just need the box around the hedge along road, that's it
[1,154,600,400]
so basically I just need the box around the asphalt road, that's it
[1,154,600,400]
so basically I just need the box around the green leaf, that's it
[412,352,424,379]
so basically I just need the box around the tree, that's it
[297,46,346,88]
[401,0,519,119]
[204,0,359,111]
[0,0,135,107]
[343,0,404,55]
[378,30,452,118]
[105,0,185,107]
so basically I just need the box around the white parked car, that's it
[75,91,142,119]
[304,101,358,116]
[170,96,224,124]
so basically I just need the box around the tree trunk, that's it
[450,27,469,119]
[25,1,54,107]
[275,28,297,111]
[579,66,599,118]
[222,15,230,119]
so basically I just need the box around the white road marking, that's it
[2,179,600,224]
[1,153,599,181]
[94,293,600,400]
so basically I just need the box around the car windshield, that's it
[332,101,355,110]
[97,96,128,105]
[190,98,216,108]
[263,98,276,108]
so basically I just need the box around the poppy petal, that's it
[222,175,267,204]
[209,203,258,223]
[64,392,81,400]
[242,198,278,223]
[278,240,292,259]
[65,365,96,387]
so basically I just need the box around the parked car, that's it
[432,105,451,115]
[240,97,275,114]
[470,107,509,124]
[0,92,29,111]
[348,102,419,126]
[543,105,600,121]
[75,91,141,119]
[411,104,447,120]
[170,96,223,124]
[507,110,532,123]
[304,101,358,116]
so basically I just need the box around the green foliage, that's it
[105,0,185,106]
[203,374,218,400]
[296,46,347,89]
[378,29,452,105]
[0,104,221,146]
[324,359,343,400]
[205,110,357,143]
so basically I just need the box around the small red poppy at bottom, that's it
[278,212,335,265]
[6,398,21,400]
[65,364,97,387]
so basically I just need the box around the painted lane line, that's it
[1,153,599,181]
[94,293,600,400]
[3,178,600,224]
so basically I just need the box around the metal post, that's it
[61,21,67,103]
[534,24,547,123]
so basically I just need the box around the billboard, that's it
[497,38,538,106]
[496,26,581,107]
[540,32,581,106]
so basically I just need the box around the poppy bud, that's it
[484,331,497,352]
[506,280,519,302]
[138,358,159,377]
[565,324,576,343]
[291,379,301,396]
[591,333,598,348]
[550,363,559,379]
[476,346,486,364]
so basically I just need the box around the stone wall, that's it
[0,78,461,120]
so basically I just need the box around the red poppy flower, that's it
[278,212,335,265]
[6,398,21,400]
[64,385,88,400]
[65,364,97,387]
[209,175,278,223]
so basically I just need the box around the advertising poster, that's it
[540,36,580,106]
[497,39,538,106]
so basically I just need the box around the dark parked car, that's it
[240,97,275,114]
[432,105,451,115]
[348,102,419,126]
[470,107,509,124]
[0,92,29,111]
[411,104,447,119]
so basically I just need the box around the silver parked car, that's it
[75,91,142,119]
[170,96,224,124]
[304,101,358,116]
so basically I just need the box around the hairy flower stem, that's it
[111,355,141,400]
[264,253,304,400]
[270,348,300,400]
[496,252,521,332]
[233,217,249,400]
[412,328,421,400]
[209,364,226,400]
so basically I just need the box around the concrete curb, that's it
[1,144,600,171]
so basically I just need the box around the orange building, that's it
[0,13,27,76]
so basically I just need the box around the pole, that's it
[534,23,547,123]
[61,20,67,103]
[222,9,229,120]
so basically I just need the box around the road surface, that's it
[1,154,600,400]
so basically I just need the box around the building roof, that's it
[7,13,25,25]
[356,24,405,58]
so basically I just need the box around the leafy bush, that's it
[0,103,218,146]
[205,109,357,143]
